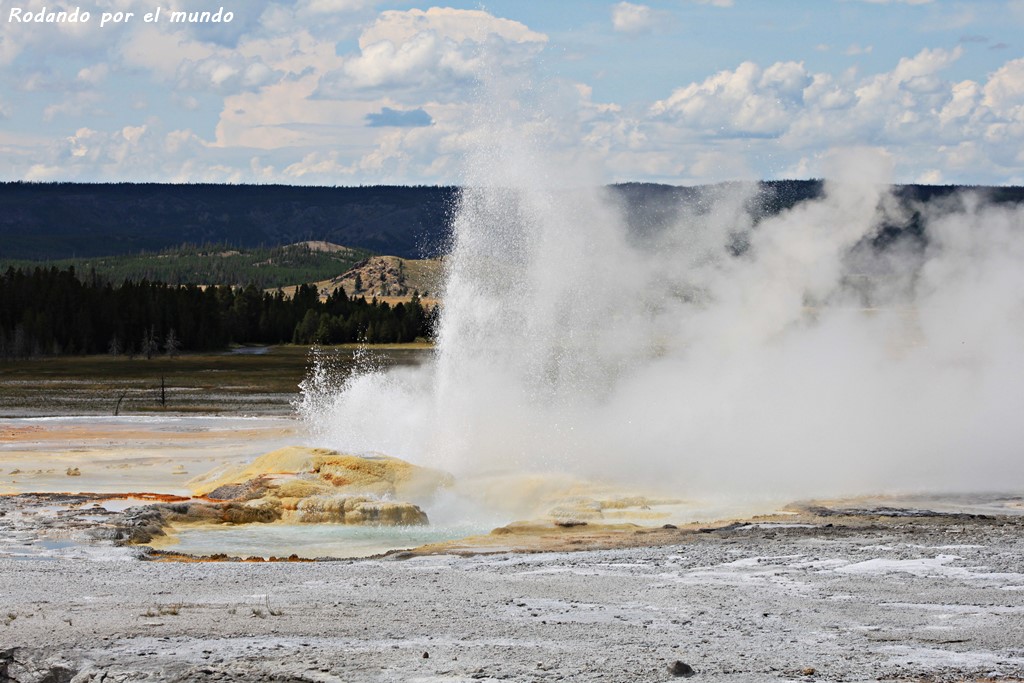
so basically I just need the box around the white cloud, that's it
[282,151,356,179]
[77,64,110,85]
[15,123,214,181]
[845,43,874,56]
[214,76,360,149]
[938,80,982,126]
[257,0,381,42]
[301,0,376,13]
[117,26,288,96]
[982,58,1024,117]
[176,54,281,93]
[1,1,1023,187]
[118,26,216,80]
[151,6,555,183]
[5,120,316,184]
[269,112,468,185]
[689,150,753,179]
[42,92,102,122]
[359,7,545,47]
[316,7,547,101]
[611,3,657,34]
[636,46,1024,183]
[651,61,812,136]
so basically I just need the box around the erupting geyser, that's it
[299,89,1024,510]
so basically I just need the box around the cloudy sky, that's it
[1,0,1023,186]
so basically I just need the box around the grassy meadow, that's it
[0,344,432,417]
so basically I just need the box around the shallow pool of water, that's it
[162,522,490,560]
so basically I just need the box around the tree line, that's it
[0,266,436,360]
[0,242,370,290]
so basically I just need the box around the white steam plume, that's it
[301,77,1024,506]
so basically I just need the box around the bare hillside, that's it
[278,254,443,305]
[330,255,442,299]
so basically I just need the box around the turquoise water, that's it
[165,522,489,559]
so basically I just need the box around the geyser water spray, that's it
[301,80,1024,507]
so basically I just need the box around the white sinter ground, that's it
[1,507,1023,682]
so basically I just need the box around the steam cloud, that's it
[300,84,1024,506]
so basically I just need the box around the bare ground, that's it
[1,496,1023,683]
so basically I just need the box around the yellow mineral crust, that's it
[448,471,686,525]
[188,446,453,504]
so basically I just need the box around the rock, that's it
[801,666,816,676]
[153,499,283,525]
[86,448,464,554]
[422,652,429,659]
[218,500,282,525]
[105,499,285,546]
[669,660,695,677]
[109,454,436,548]
[347,499,428,526]
[205,477,270,501]
[104,507,169,544]
[294,495,428,525]
[69,666,104,682]
[0,647,78,683]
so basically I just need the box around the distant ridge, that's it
[0,183,458,260]
[2,181,1021,262]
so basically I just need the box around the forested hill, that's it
[0,183,458,260]
[613,181,1024,244]
[3,181,1023,261]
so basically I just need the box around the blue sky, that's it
[1,0,1023,185]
